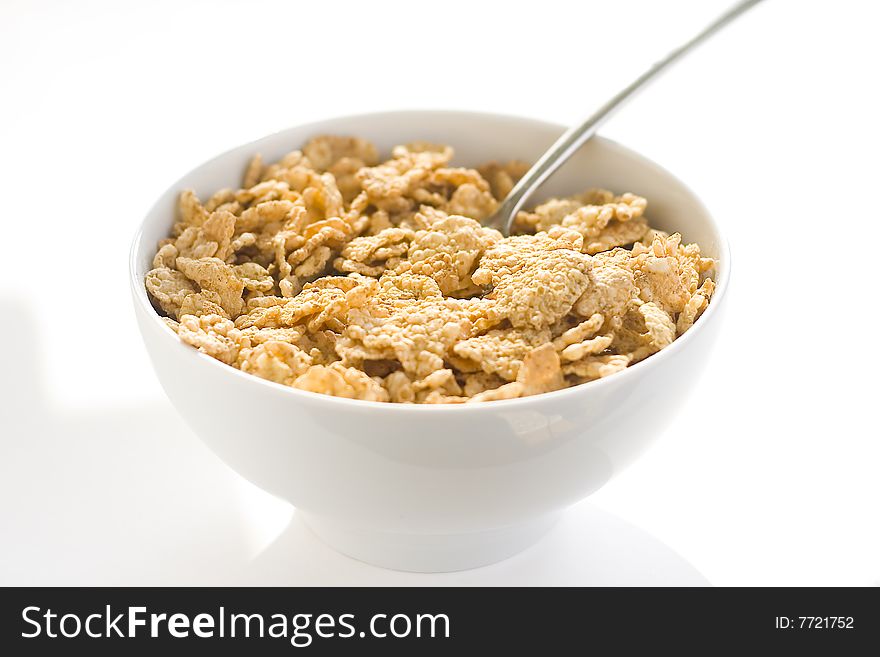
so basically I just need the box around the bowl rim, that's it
[130,108,731,413]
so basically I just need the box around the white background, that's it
[1,0,878,586]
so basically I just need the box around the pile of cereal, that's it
[145,136,715,403]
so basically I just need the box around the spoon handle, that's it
[491,0,763,235]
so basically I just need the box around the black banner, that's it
[1,587,877,654]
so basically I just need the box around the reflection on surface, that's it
[243,507,708,586]
[0,299,706,586]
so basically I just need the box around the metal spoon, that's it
[487,0,763,236]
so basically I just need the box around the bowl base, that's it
[300,512,562,573]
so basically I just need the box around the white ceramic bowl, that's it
[130,111,729,572]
